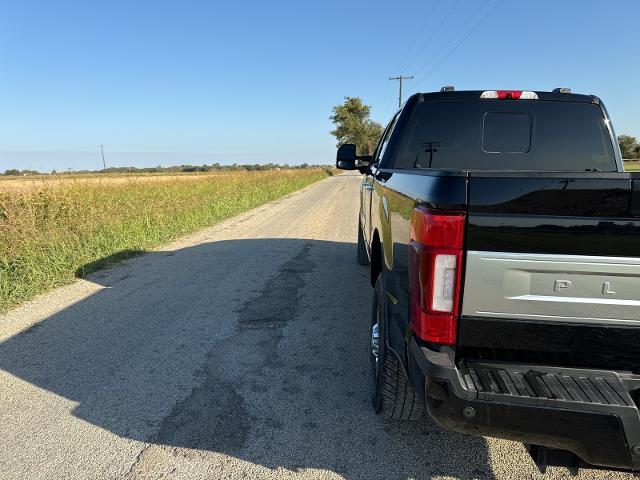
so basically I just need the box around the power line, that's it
[397,0,459,76]
[391,0,440,75]
[411,0,492,80]
[381,0,441,122]
[377,80,393,122]
[380,88,398,123]
[389,75,415,108]
[413,0,504,90]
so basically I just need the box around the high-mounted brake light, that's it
[408,207,466,345]
[480,90,538,100]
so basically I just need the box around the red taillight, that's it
[408,207,465,345]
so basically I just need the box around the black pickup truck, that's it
[336,88,640,474]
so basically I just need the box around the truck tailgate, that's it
[459,173,640,370]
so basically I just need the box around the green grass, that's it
[0,169,331,312]
[624,161,640,172]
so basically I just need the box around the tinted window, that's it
[482,112,531,153]
[392,100,616,171]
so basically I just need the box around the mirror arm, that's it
[356,155,373,163]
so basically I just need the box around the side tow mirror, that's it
[336,144,357,170]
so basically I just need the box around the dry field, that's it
[0,170,285,192]
[0,169,331,311]
[624,160,640,171]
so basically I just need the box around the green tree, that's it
[618,135,639,159]
[330,97,383,155]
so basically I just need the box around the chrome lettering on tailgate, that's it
[553,280,572,292]
[602,281,616,295]
[462,251,640,325]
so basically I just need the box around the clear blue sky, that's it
[1,0,639,171]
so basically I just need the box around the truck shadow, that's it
[0,238,496,479]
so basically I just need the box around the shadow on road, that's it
[0,238,495,479]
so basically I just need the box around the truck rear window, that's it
[391,100,616,171]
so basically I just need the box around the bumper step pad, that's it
[460,362,638,407]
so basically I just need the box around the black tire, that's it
[357,220,369,266]
[369,275,423,421]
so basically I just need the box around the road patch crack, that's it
[126,244,315,477]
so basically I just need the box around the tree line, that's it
[619,135,640,159]
[2,163,330,176]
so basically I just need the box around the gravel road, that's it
[0,173,633,480]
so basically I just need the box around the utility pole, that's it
[389,75,414,108]
[100,145,106,173]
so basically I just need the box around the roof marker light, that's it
[519,91,539,99]
[480,90,498,98]
[480,90,538,100]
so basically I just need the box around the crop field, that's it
[0,169,331,312]
[624,161,640,171]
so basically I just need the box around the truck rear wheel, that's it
[357,220,369,265]
[369,275,423,421]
